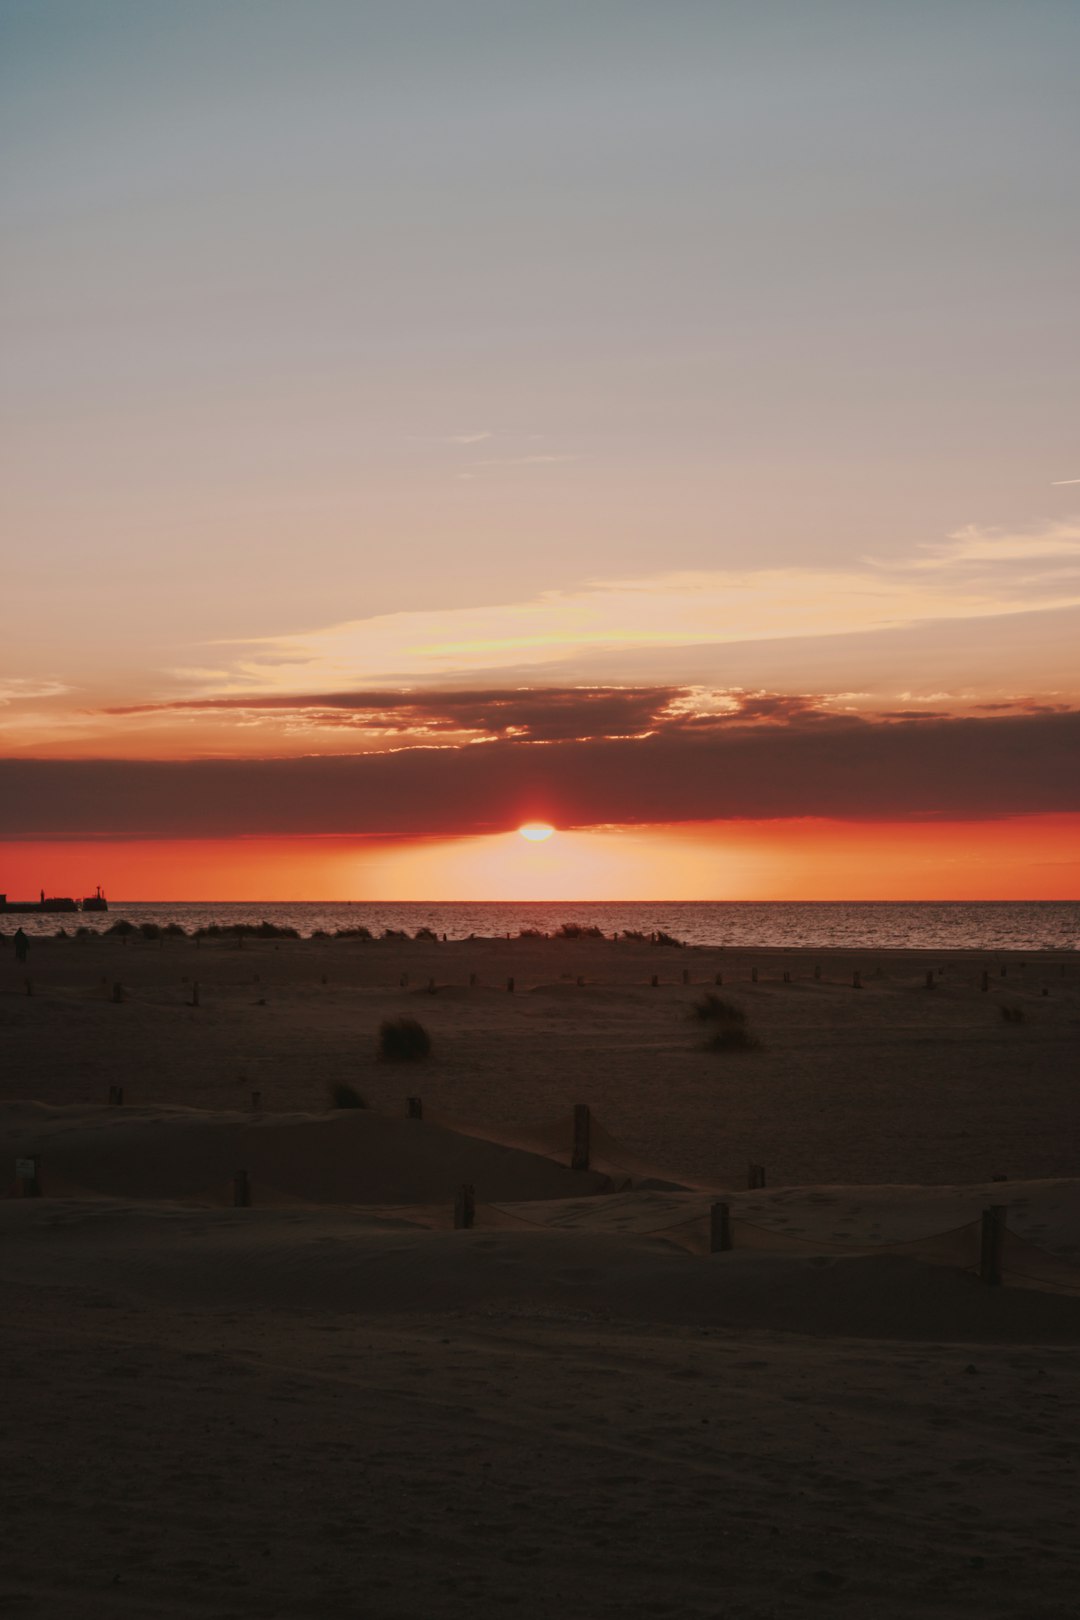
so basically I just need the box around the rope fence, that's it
[7,1099,1080,1297]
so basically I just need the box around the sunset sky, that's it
[2,0,1078,899]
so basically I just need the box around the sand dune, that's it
[3,938,1079,1617]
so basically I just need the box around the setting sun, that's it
[517,822,556,842]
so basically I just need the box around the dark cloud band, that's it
[3,710,1077,839]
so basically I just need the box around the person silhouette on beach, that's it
[13,927,29,963]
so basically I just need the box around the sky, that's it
[2,0,1078,899]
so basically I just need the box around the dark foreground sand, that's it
[2,935,1078,1618]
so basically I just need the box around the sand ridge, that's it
[3,936,1079,1616]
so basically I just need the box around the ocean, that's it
[7,901,1078,950]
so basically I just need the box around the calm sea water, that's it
[8,901,1078,950]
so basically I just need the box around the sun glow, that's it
[518,822,556,842]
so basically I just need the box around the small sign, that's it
[15,1158,38,1180]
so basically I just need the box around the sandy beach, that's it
[3,933,1079,1618]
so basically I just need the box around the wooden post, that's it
[506,976,515,993]
[571,1104,591,1171]
[751,967,758,984]
[651,974,659,987]
[709,1201,732,1253]
[427,977,436,994]
[979,1204,1005,1286]
[1000,965,1007,977]
[191,980,200,1007]
[681,969,690,986]
[14,1156,41,1198]
[24,978,33,997]
[399,973,408,988]
[251,1090,262,1110]
[926,970,935,990]
[454,1183,475,1229]
[714,971,723,986]
[108,1085,124,1106]
[747,1162,766,1189]
[407,1096,423,1119]
[782,970,791,984]
[814,963,821,980]
[852,971,862,990]
[111,982,124,1003]
[469,972,478,988]
[233,1170,251,1208]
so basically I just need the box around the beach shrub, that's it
[1001,1005,1026,1024]
[517,927,548,939]
[620,928,648,941]
[329,1082,368,1109]
[106,919,135,936]
[653,930,684,948]
[139,922,162,939]
[334,925,373,940]
[705,1024,762,1052]
[377,1017,432,1062]
[555,922,604,939]
[691,993,747,1025]
[382,927,409,941]
[163,922,187,936]
[414,926,439,942]
[193,921,300,940]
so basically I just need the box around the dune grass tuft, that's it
[691,992,747,1024]
[377,1017,432,1062]
[692,992,761,1051]
[329,1082,368,1108]
[704,1024,762,1052]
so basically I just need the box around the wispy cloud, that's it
[0,678,72,705]
[192,521,1080,696]
[446,431,492,444]
[877,521,1080,570]
[473,454,577,467]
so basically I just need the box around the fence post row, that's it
[454,1183,475,1229]
[709,1201,732,1253]
[979,1203,1006,1286]
[571,1104,591,1172]
[14,1156,41,1198]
